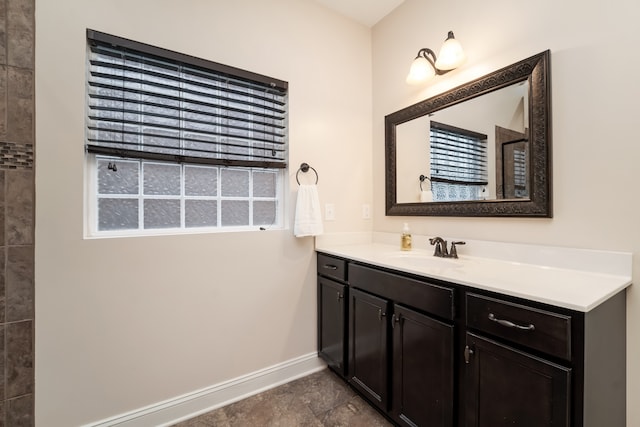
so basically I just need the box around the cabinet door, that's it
[391,305,454,427]
[318,277,347,376]
[464,332,571,427]
[349,288,390,412]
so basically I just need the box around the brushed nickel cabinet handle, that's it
[488,313,535,331]
[323,264,338,270]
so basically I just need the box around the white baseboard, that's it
[86,353,326,427]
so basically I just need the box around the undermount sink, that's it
[386,251,463,269]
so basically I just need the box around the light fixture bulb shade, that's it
[406,56,435,85]
[435,33,465,71]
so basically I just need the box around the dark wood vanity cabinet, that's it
[349,288,390,411]
[318,276,347,375]
[391,304,454,426]
[348,263,455,427]
[316,252,626,427]
[464,293,573,426]
[463,291,626,427]
[463,332,571,426]
[317,254,348,376]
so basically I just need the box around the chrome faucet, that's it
[429,237,466,259]
[429,237,448,257]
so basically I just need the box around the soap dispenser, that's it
[401,222,412,251]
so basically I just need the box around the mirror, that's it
[385,50,551,217]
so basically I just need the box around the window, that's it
[85,30,287,235]
[429,121,487,201]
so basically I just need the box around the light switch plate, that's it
[325,203,335,221]
[362,204,371,219]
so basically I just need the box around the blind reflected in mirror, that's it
[396,81,528,204]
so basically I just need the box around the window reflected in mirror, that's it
[430,121,487,202]
[395,81,529,204]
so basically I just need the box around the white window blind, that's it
[86,29,288,169]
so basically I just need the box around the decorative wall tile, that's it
[6,67,32,144]
[6,245,33,322]
[0,141,33,169]
[6,393,33,426]
[6,0,34,69]
[6,320,33,398]
[5,170,33,244]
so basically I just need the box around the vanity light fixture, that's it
[406,31,465,85]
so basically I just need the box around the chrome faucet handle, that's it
[449,241,466,259]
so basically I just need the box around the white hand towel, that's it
[294,184,324,237]
[420,190,433,202]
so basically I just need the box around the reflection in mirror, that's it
[396,81,529,203]
[385,50,551,217]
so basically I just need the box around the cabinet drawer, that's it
[317,253,347,282]
[349,263,454,320]
[466,293,571,360]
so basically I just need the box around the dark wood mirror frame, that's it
[385,50,552,217]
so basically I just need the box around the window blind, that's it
[86,29,288,169]
[430,121,487,186]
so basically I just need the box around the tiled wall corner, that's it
[0,246,5,322]
[6,67,32,146]
[6,0,34,70]
[6,320,32,398]
[6,393,33,426]
[6,246,33,322]
[0,1,5,66]
[5,171,32,245]
[0,325,5,402]
[0,0,35,424]
[0,66,6,139]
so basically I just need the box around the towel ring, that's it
[296,163,319,185]
[419,174,430,191]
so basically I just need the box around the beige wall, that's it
[35,0,372,425]
[373,0,640,424]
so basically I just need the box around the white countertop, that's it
[315,234,632,312]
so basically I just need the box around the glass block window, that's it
[86,30,286,235]
[513,148,527,198]
[430,121,487,202]
[94,157,281,232]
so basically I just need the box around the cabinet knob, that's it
[391,313,402,328]
[336,292,343,302]
[378,309,386,321]
[464,345,474,364]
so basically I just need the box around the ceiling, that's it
[313,0,405,27]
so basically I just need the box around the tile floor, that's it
[171,368,393,426]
